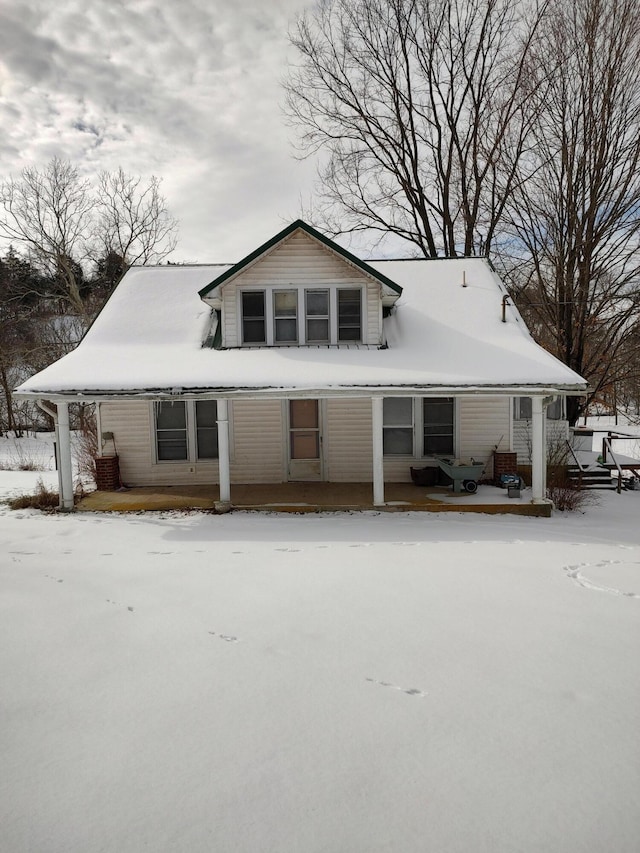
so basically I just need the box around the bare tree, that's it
[96,168,178,265]
[0,158,93,314]
[285,0,547,256]
[505,0,640,424]
[0,159,179,316]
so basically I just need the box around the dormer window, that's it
[274,290,298,343]
[305,289,330,343]
[238,286,364,346]
[338,289,362,341]
[241,291,266,344]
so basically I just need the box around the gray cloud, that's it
[0,0,317,259]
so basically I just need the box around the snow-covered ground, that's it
[1,432,639,853]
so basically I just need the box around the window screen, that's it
[195,400,218,459]
[338,289,361,341]
[155,401,188,461]
[383,398,413,455]
[423,398,454,456]
[242,291,266,343]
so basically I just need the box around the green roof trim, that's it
[198,220,403,299]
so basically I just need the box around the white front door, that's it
[288,399,322,481]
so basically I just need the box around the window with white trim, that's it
[273,290,298,343]
[383,398,414,455]
[337,289,362,341]
[513,396,564,420]
[238,286,363,346]
[305,289,330,343]
[382,397,455,457]
[154,401,219,462]
[155,401,188,461]
[241,291,266,344]
[423,397,454,455]
[195,400,219,459]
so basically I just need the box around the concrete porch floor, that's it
[76,481,551,516]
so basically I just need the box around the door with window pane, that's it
[288,399,322,480]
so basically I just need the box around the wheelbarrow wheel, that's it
[463,479,478,494]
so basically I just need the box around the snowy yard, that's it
[1,435,639,852]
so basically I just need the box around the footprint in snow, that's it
[208,632,239,643]
[45,574,64,583]
[366,677,427,698]
[564,560,640,599]
[106,599,135,612]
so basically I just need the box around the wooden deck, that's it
[76,482,551,516]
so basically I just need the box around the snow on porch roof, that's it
[14,257,587,399]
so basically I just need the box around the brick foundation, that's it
[493,451,518,484]
[95,455,120,491]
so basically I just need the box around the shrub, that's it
[6,478,60,511]
[546,466,598,512]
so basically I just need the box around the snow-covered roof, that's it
[14,256,586,400]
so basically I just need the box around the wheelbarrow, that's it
[435,457,485,494]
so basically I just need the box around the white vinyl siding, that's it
[100,401,220,487]
[100,394,516,486]
[383,398,414,454]
[230,399,285,482]
[221,231,383,347]
[325,398,373,481]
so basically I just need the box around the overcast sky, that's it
[0,0,320,262]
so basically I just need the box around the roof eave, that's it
[197,220,403,300]
[13,383,589,403]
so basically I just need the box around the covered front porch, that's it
[76,480,551,516]
[44,392,557,514]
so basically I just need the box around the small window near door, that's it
[423,398,454,456]
[195,400,218,459]
[242,291,266,343]
[155,401,188,461]
[338,289,361,342]
[383,398,414,454]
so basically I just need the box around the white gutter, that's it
[15,384,589,403]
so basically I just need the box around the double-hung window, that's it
[514,396,564,420]
[305,289,330,343]
[382,397,455,456]
[273,290,298,343]
[239,286,363,346]
[383,398,414,455]
[195,400,219,459]
[242,291,266,344]
[154,401,219,462]
[338,289,361,341]
[423,398,454,455]
[155,401,188,461]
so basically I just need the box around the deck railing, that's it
[602,437,624,494]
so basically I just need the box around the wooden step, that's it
[567,467,616,489]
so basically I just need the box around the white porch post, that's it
[217,398,231,506]
[57,401,75,511]
[371,396,385,506]
[531,395,546,503]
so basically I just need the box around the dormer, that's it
[198,220,402,349]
